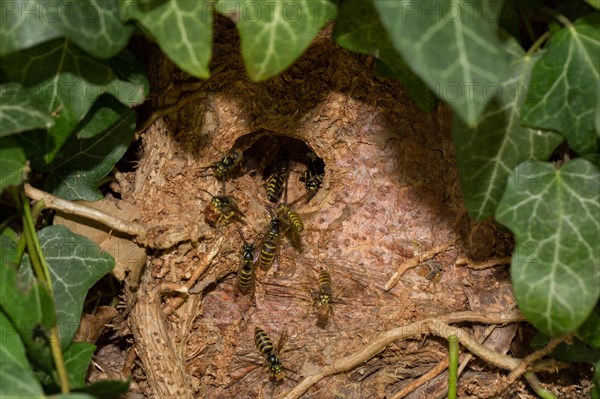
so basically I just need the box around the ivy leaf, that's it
[0,0,132,58]
[0,40,147,162]
[0,364,44,399]
[453,38,563,219]
[521,14,600,154]
[496,159,600,336]
[0,83,54,136]
[21,225,114,348]
[0,249,55,359]
[36,96,136,201]
[0,137,26,192]
[0,310,29,372]
[217,0,337,81]
[578,302,600,347]
[333,0,436,112]
[122,0,213,78]
[587,0,600,10]
[64,342,96,388]
[374,0,511,125]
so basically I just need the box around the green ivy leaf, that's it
[496,159,600,336]
[0,228,20,269]
[578,302,600,347]
[64,342,96,388]
[122,0,213,78]
[453,38,563,219]
[0,310,29,372]
[53,395,97,399]
[217,0,337,81]
[0,0,133,58]
[333,0,436,112]
[22,225,114,348]
[521,14,600,154]
[374,0,511,125]
[0,84,54,136]
[0,137,26,193]
[36,96,136,201]
[0,364,44,399]
[0,40,147,162]
[587,0,600,10]
[0,249,55,357]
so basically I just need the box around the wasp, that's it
[265,158,289,203]
[256,207,282,271]
[275,201,304,251]
[300,151,324,201]
[201,148,243,180]
[311,268,334,328]
[235,227,256,294]
[199,188,245,227]
[254,327,288,382]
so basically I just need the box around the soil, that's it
[89,18,593,399]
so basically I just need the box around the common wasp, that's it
[201,148,243,180]
[199,188,245,227]
[312,268,334,328]
[275,201,304,251]
[254,327,298,383]
[256,207,282,271]
[299,150,324,202]
[235,227,256,294]
[264,157,289,203]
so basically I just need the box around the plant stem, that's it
[448,335,459,399]
[524,372,558,399]
[539,6,572,27]
[526,31,550,57]
[20,189,52,291]
[19,188,70,393]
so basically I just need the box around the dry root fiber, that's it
[115,22,570,399]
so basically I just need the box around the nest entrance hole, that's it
[231,131,325,204]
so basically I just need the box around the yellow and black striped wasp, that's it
[235,227,256,295]
[201,148,243,180]
[299,150,324,202]
[311,268,334,329]
[199,188,245,227]
[264,156,289,203]
[256,207,282,271]
[275,199,304,251]
[254,327,287,382]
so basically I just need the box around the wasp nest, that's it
[120,21,516,399]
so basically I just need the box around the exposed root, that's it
[391,324,498,399]
[162,238,223,315]
[279,310,524,399]
[490,333,575,397]
[25,184,146,237]
[455,256,511,270]
[385,239,457,290]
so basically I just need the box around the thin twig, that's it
[390,357,449,399]
[493,332,574,396]
[524,372,559,399]
[455,257,511,270]
[162,238,223,315]
[385,239,456,290]
[24,184,146,237]
[280,310,525,399]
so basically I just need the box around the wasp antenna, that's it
[198,187,216,198]
[235,226,248,245]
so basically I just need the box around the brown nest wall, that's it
[123,22,515,399]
